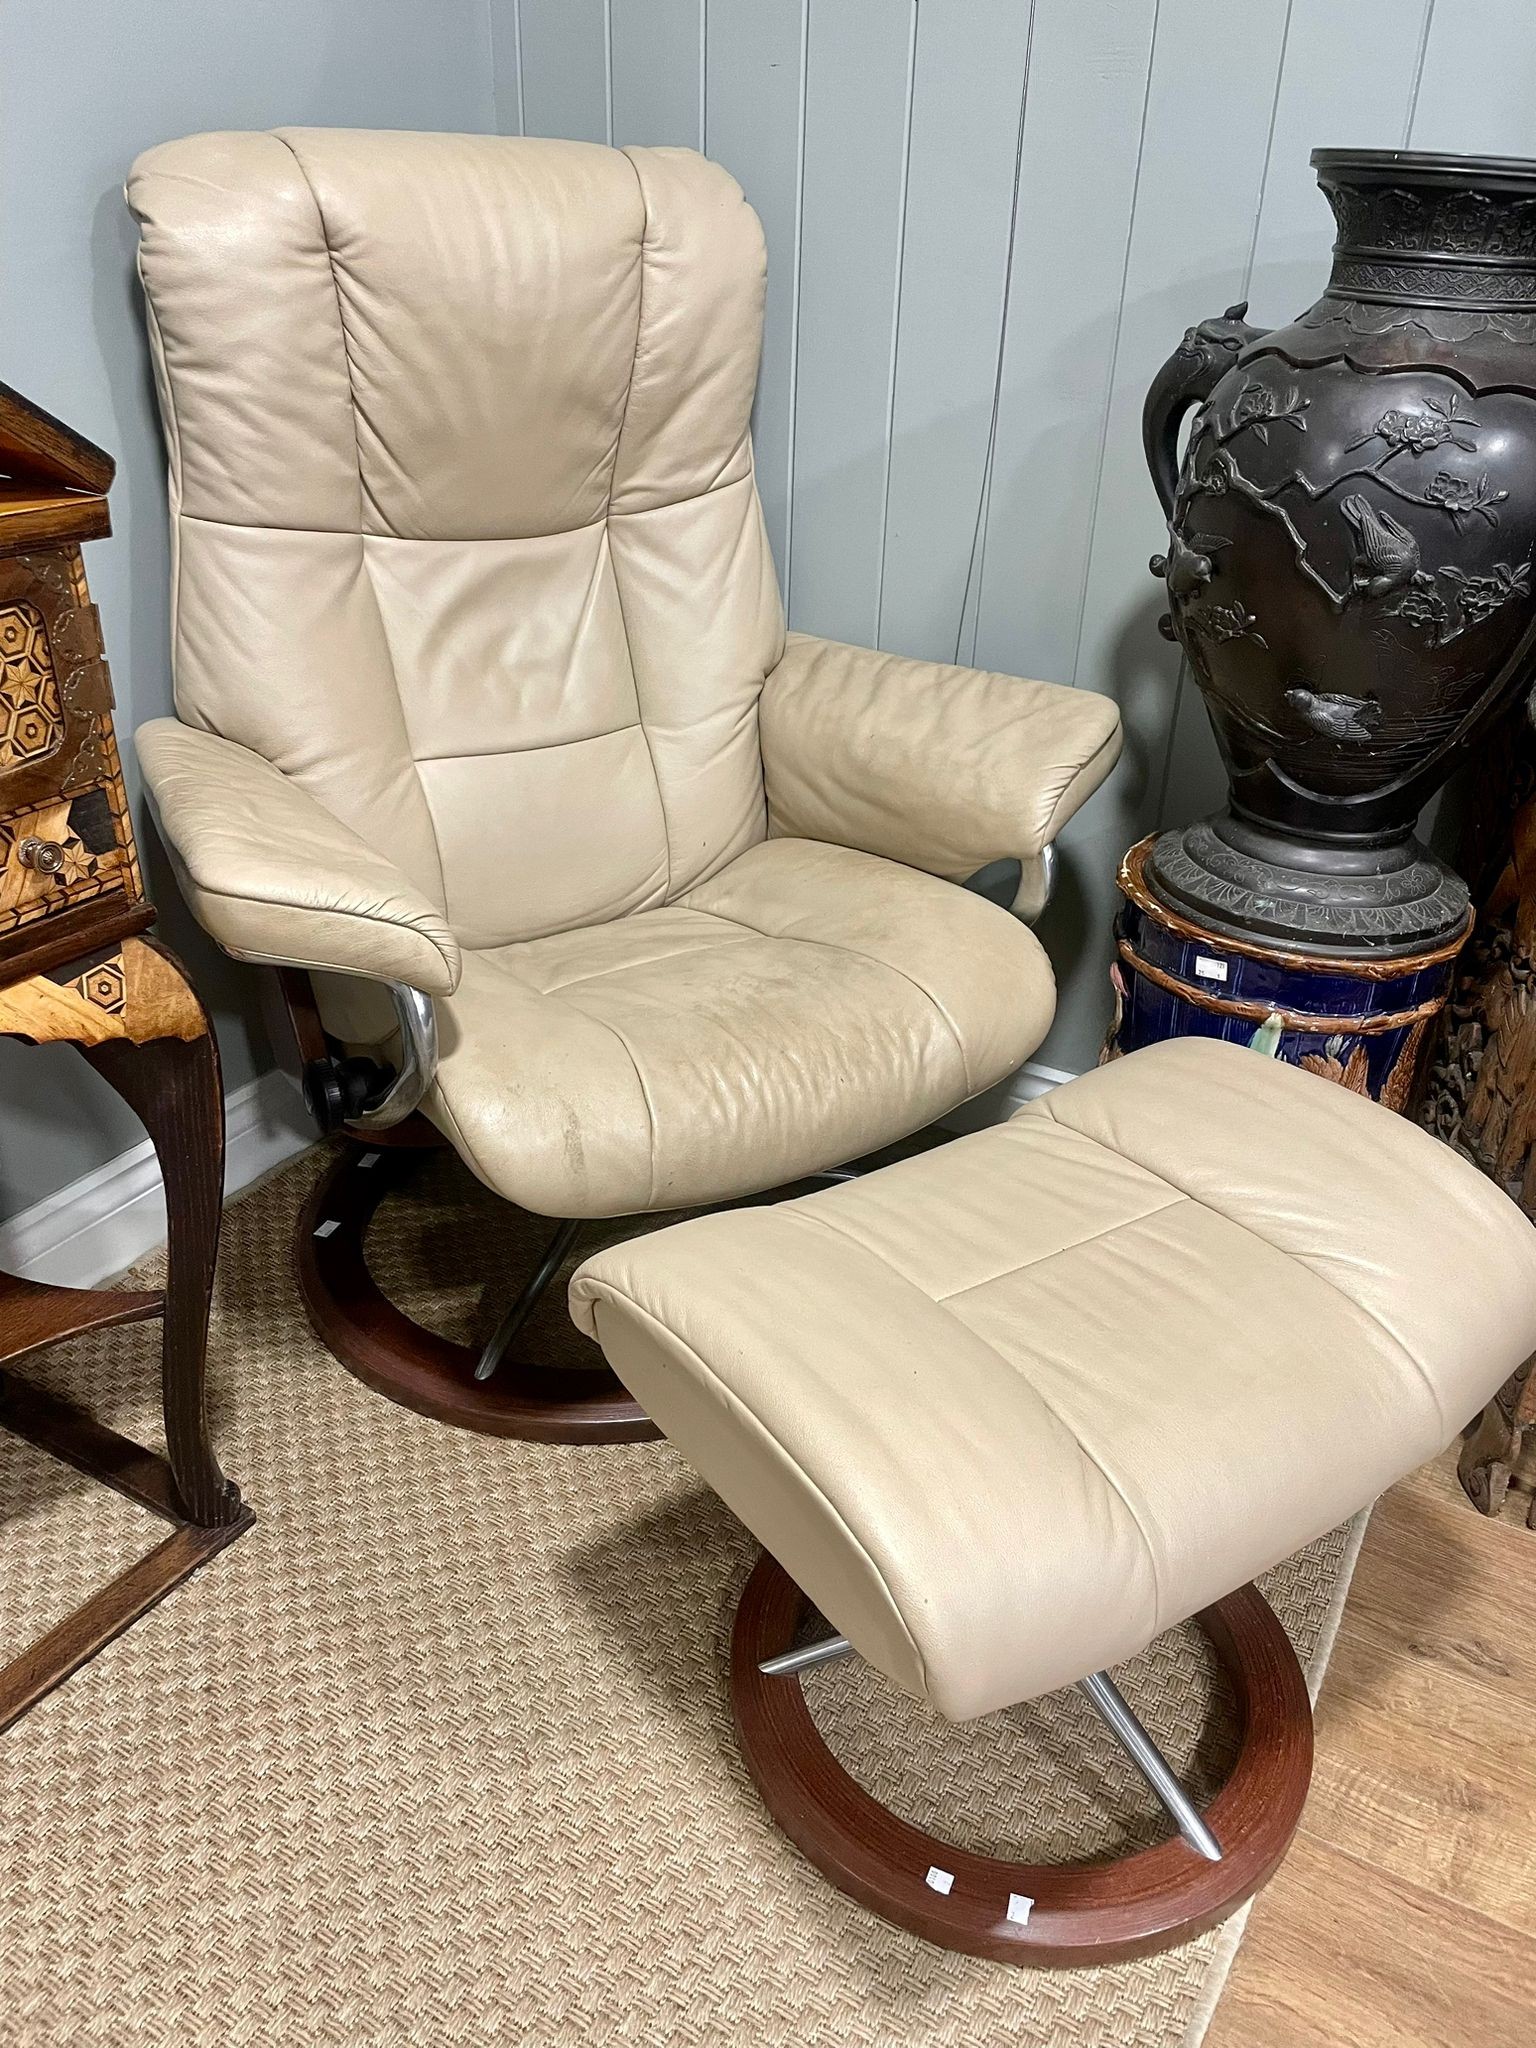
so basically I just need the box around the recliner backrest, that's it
[129,129,784,948]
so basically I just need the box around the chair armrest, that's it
[758,634,1122,913]
[135,720,461,996]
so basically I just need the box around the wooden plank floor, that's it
[1208,1446,1536,2046]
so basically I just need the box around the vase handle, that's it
[1143,302,1268,516]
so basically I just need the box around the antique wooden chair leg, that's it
[79,949,241,1528]
[0,935,252,1729]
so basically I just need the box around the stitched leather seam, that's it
[1003,1368,1167,1636]
[1040,718,1124,848]
[785,1199,1178,1622]
[607,556,672,904]
[518,935,757,998]
[661,898,753,928]
[1227,1202,1451,1433]
[196,883,445,941]
[557,998,661,1211]
[789,1190,1185,1304]
[142,287,184,485]
[773,1205,1166,1646]
[609,150,672,901]
[141,288,189,664]
[581,1282,934,1702]
[195,884,455,979]
[451,866,670,953]
[932,1195,1187,1303]
[170,474,752,540]
[439,974,661,1203]
[677,848,980,1079]
[412,722,642,765]
[611,462,754,517]
[420,1087,497,1194]
[1033,1094,1452,1432]
[274,132,450,914]
[273,134,373,533]
[686,916,975,1097]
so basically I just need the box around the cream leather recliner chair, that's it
[127,129,1122,1440]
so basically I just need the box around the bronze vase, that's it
[1144,148,1536,955]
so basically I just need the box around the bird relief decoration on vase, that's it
[1140,150,1536,957]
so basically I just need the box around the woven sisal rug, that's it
[0,1143,1365,2048]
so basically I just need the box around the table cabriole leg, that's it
[78,948,240,1528]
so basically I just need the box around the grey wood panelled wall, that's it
[3,0,1534,1226]
[491,0,1536,1077]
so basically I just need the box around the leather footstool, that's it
[569,1038,1536,1965]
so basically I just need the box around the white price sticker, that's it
[1193,955,1229,983]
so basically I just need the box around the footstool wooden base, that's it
[571,1038,1536,1963]
[732,1554,1312,1966]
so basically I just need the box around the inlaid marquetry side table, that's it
[0,379,250,1732]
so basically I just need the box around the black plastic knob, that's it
[300,1054,394,1134]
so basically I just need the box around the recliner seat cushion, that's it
[432,838,1053,1217]
[571,1037,1536,1719]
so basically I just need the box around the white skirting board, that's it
[0,1067,315,1290]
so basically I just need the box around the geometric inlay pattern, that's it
[62,951,127,1013]
[0,602,64,769]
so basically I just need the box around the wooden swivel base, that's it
[296,1138,658,1445]
[731,1553,1314,1967]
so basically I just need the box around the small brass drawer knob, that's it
[17,835,66,876]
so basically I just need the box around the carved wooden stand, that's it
[1457,1359,1536,1525]
[1421,702,1536,1521]
[0,383,249,1730]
